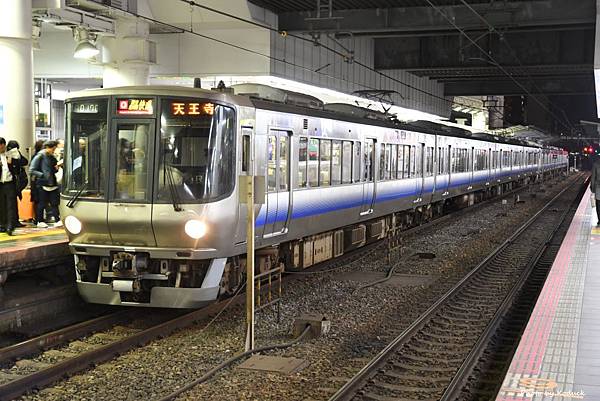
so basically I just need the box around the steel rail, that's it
[0,310,132,365]
[328,175,584,401]
[0,175,567,400]
[439,176,589,401]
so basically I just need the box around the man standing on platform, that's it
[0,137,18,236]
[591,155,600,225]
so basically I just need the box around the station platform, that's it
[0,225,69,281]
[496,188,599,400]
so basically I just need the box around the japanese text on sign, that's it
[117,98,154,115]
[171,102,215,117]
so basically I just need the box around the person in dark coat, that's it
[0,137,18,235]
[29,141,61,227]
[591,156,600,225]
[30,140,45,222]
[6,140,28,228]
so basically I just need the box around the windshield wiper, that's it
[66,182,87,208]
[164,162,183,212]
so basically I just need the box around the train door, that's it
[107,119,157,246]
[415,143,425,202]
[469,147,475,188]
[263,130,291,237]
[360,138,376,216]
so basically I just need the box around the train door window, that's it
[298,137,308,188]
[425,147,434,176]
[279,136,289,190]
[403,145,411,178]
[413,145,422,178]
[319,139,331,186]
[397,145,405,178]
[390,145,397,179]
[308,138,319,187]
[267,135,277,191]
[342,141,352,184]
[241,132,251,174]
[364,140,374,182]
[331,140,342,185]
[353,141,361,182]
[114,122,151,201]
[379,144,387,180]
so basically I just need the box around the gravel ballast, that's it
[20,176,576,401]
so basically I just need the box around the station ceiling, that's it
[251,0,595,98]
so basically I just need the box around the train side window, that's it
[298,137,308,188]
[390,145,397,179]
[308,138,319,187]
[331,140,342,185]
[267,135,277,191]
[279,136,289,190]
[413,145,421,178]
[353,141,361,182]
[242,134,250,173]
[397,145,404,178]
[319,139,331,186]
[342,141,352,184]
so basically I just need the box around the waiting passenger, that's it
[29,141,61,228]
[6,140,28,228]
[0,137,18,235]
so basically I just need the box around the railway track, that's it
[329,175,586,401]
[0,177,564,400]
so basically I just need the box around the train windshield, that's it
[157,100,236,203]
[63,99,108,198]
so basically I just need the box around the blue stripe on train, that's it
[256,168,538,227]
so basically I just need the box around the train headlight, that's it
[65,215,82,235]
[184,220,207,239]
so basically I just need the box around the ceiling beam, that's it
[275,0,595,36]
[444,76,595,96]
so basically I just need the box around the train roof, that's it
[66,85,545,149]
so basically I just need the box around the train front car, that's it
[61,87,252,308]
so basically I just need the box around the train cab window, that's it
[298,137,308,188]
[353,141,361,182]
[342,141,352,184]
[308,138,319,187]
[115,123,151,200]
[331,140,342,185]
[279,136,289,190]
[267,135,277,191]
[319,139,331,186]
[157,101,236,203]
[64,99,108,198]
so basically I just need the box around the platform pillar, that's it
[0,0,34,151]
[101,19,152,88]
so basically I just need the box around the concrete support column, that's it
[0,0,34,150]
[102,19,152,87]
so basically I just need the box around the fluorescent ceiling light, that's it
[74,40,99,59]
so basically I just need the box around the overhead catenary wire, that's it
[425,0,573,132]
[457,0,575,131]
[176,0,495,113]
